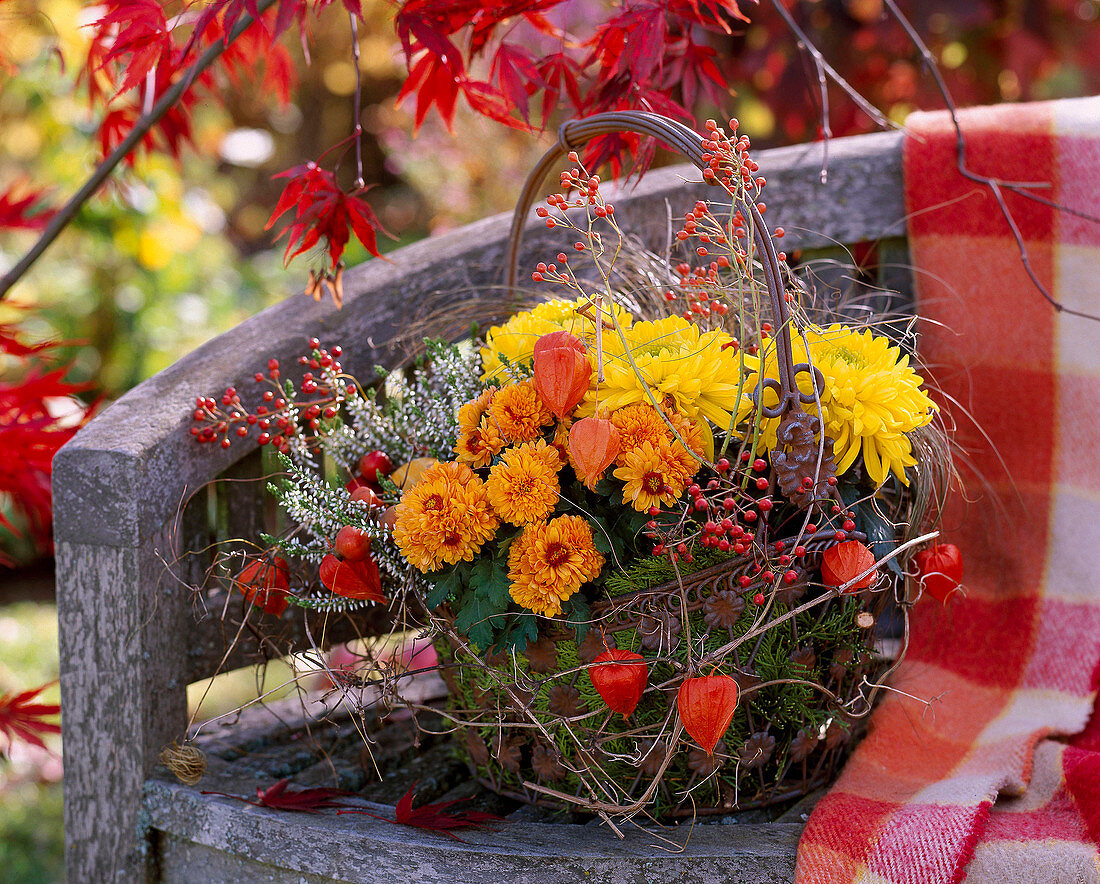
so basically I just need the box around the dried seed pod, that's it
[789,727,819,763]
[829,649,855,683]
[494,733,523,772]
[577,629,615,664]
[569,417,620,489]
[532,331,592,419]
[688,740,727,777]
[638,610,681,652]
[773,570,809,606]
[465,730,491,766]
[531,741,567,781]
[733,666,762,693]
[677,674,739,754]
[588,649,648,718]
[824,720,850,751]
[790,646,816,672]
[524,635,559,674]
[703,589,746,630]
[548,684,588,719]
[639,739,669,778]
[738,732,776,769]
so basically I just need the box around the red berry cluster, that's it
[190,338,355,452]
[642,120,791,334]
[640,447,868,598]
[531,153,616,286]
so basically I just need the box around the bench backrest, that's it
[54,128,906,883]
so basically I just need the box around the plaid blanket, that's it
[794,96,1100,883]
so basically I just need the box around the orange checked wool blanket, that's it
[795,96,1100,884]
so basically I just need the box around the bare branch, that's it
[0,0,279,300]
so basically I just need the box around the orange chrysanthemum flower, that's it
[487,440,562,526]
[455,389,505,468]
[394,462,499,572]
[610,404,671,465]
[489,379,553,443]
[664,407,705,458]
[454,418,506,468]
[507,515,604,617]
[550,416,572,462]
[613,439,695,511]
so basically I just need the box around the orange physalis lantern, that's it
[677,674,739,755]
[913,542,963,603]
[234,556,291,616]
[532,331,592,419]
[588,649,648,718]
[568,417,620,489]
[319,553,386,603]
[820,540,877,591]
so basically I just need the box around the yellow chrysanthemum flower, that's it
[480,310,565,382]
[613,439,696,512]
[454,389,506,468]
[584,316,739,458]
[479,297,632,381]
[507,515,604,617]
[486,440,562,526]
[394,462,499,572]
[737,325,936,486]
[489,379,553,443]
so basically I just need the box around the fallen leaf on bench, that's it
[201,778,354,813]
[338,782,505,841]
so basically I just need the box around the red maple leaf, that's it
[490,42,540,125]
[396,48,466,132]
[205,16,297,106]
[93,55,200,162]
[588,2,669,85]
[85,0,175,98]
[0,187,56,232]
[191,0,362,53]
[668,0,753,30]
[266,162,388,268]
[535,51,584,121]
[0,682,60,755]
[467,1,563,56]
[0,323,95,556]
[202,778,355,812]
[339,782,505,841]
[663,35,729,109]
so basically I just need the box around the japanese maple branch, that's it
[882,0,1100,323]
[0,0,278,300]
[766,0,898,186]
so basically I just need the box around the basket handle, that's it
[503,110,817,422]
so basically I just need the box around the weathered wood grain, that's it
[146,779,803,884]
[54,128,906,884]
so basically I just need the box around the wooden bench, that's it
[54,127,910,884]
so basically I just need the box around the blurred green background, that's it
[1,0,1096,879]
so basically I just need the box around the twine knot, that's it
[159,740,206,785]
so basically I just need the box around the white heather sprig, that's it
[268,454,412,584]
